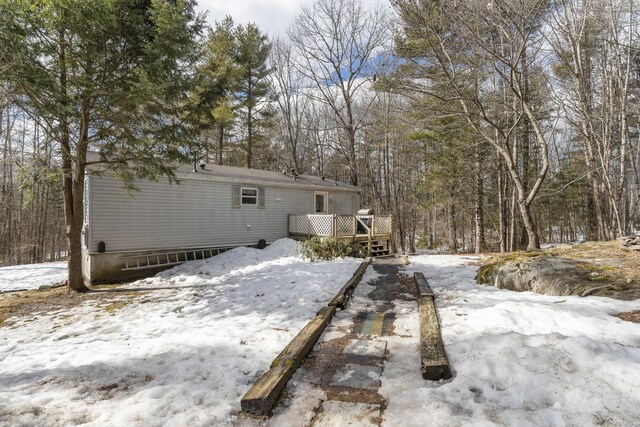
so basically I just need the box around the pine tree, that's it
[234,23,274,169]
[191,16,240,165]
[0,0,203,291]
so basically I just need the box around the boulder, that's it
[477,256,608,296]
[619,233,640,250]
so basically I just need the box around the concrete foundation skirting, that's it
[240,257,371,417]
[82,245,241,285]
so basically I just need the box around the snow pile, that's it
[0,239,361,426]
[148,238,302,285]
[380,255,640,426]
[0,261,67,292]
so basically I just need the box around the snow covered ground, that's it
[0,261,67,292]
[3,251,639,426]
[382,255,640,426]
[0,239,361,426]
[254,255,640,426]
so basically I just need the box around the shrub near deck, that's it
[301,237,354,261]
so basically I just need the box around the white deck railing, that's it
[288,214,392,239]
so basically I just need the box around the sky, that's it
[195,0,313,37]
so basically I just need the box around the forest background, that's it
[0,0,638,287]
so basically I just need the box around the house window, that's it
[233,185,264,208]
[315,192,328,214]
[242,187,258,205]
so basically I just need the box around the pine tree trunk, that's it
[247,104,253,169]
[217,122,224,165]
[59,31,89,292]
[448,203,457,253]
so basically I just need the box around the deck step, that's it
[371,252,390,257]
[370,249,390,257]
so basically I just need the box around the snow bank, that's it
[380,255,640,426]
[0,261,67,293]
[0,239,361,426]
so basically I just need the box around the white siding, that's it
[88,174,359,252]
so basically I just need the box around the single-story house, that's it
[81,161,391,285]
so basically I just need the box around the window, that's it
[241,187,258,205]
[315,192,328,214]
[233,185,265,208]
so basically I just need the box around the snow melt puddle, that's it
[0,239,361,426]
[380,255,640,427]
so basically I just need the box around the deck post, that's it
[389,216,393,252]
[332,215,337,238]
[368,215,373,256]
[352,215,357,239]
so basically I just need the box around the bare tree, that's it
[269,38,310,172]
[547,0,639,239]
[288,0,388,186]
[393,0,553,250]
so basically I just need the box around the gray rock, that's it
[479,256,599,296]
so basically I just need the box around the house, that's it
[81,161,391,285]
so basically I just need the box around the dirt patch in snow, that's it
[0,285,143,327]
[617,310,640,323]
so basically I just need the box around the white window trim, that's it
[241,187,258,205]
[82,176,90,249]
[314,191,328,214]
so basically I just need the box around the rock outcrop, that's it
[620,233,640,251]
[476,255,611,296]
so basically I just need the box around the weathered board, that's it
[328,258,371,308]
[414,272,434,298]
[241,305,337,416]
[240,258,372,417]
[414,272,452,381]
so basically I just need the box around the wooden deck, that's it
[288,214,392,255]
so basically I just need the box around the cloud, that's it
[196,0,313,36]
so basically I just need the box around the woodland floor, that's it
[0,284,139,327]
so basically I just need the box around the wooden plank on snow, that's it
[240,305,336,416]
[414,272,434,298]
[414,273,452,381]
[328,258,371,308]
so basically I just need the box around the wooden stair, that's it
[368,240,391,257]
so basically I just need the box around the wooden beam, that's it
[240,258,371,416]
[328,258,370,308]
[414,272,434,298]
[241,305,336,416]
[414,273,452,381]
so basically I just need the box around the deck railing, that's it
[288,214,392,240]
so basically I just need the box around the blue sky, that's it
[196,0,313,36]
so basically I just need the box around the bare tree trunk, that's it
[498,160,508,252]
[474,144,486,253]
